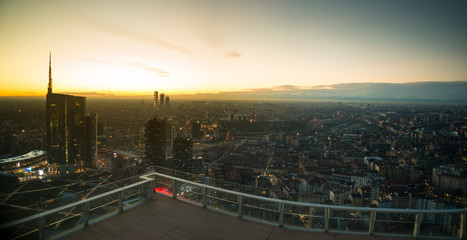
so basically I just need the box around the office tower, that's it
[46,53,87,174]
[172,137,193,172]
[192,121,201,139]
[160,93,165,106]
[167,120,176,147]
[85,113,98,168]
[165,96,170,108]
[153,91,158,107]
[145,116,167,168]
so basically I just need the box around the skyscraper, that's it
[46,53,87,174]
[160,93,165,106]
[172,137,193,172]
[145,116,167,168]
[165,96,170,108]
[85,113,98,168]
[153,91,158,108]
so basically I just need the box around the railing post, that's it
[147,180,153,200]
[368,210,376,235]
[119,189,124,213]
[83,201,89,227]
[38,214,45,240]
[171,179,177,199]
[413,212,423,238]
[202,186,207,208]
[237,195,243,218]
[279,202,284,227]
[324,207,330,232]
[459,212,465,240]
[308,207,314,228]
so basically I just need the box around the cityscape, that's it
[1,0,467,239]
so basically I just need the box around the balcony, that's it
[1,171,466,239]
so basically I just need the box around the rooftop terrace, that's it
[64,193,406,240]
[1,171,465,239]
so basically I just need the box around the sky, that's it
[0,0,466,96]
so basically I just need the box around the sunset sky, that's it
[1,0,466,96]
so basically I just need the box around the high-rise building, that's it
[46,53,87,174]
[160,93,165,106]
[153,91,158,107]
[167,120,176,148]
[145,116,167,168]
[172,137,193,172]
[165,96,170,108]
[85,113,98,168]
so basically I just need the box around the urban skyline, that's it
[1,58,466,238]
[1,1,467,238]
[1,0,467,96]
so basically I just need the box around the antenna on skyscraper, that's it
[48,52,53,94]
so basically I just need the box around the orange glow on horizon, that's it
[0,1,466,97]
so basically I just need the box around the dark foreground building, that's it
[172,137,193,172]
[145,116,167,168]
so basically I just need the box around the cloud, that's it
[245,85,309,92]
[225,51,242,58]
[82,18,191,56]
[60,91,117,96]
[245,88,273,92]
[274,85,300,90]
[132,62,170,76]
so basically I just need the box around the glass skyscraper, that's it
[46,53,87,174]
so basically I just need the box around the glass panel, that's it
[0,218,40,240]
[282,204,326,230]
[242,196,280,224]
[176,182,203,206]
[374,211,415,236]
[0,204,40,224]
[88,192,119,224]
[43,204,84,239]
[328,209,370,233]
[153,166,203,182]
[207,189,238,214]
[118,175,140,187]
[123,186,141,210]
[139,182,149,202]
[154,175,173,197]
[419,212,461,238]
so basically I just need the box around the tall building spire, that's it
[48,52,53,94]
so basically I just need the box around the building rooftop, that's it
[0,150,46,164]
[64,193,410,240]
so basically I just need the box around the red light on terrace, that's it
[154,188,171,195]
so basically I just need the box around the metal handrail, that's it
[148,171,467,239]
[2,170,465,239]
[146,171,467,214]
[0,179,152,229]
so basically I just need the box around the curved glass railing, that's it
[0,178,152,240]
[1,170,465,239]
[149,171,466,239]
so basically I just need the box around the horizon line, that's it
[2,80,466,97]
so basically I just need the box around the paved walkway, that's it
[65,194,413,240]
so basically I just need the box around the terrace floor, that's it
[64,193,416,240]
